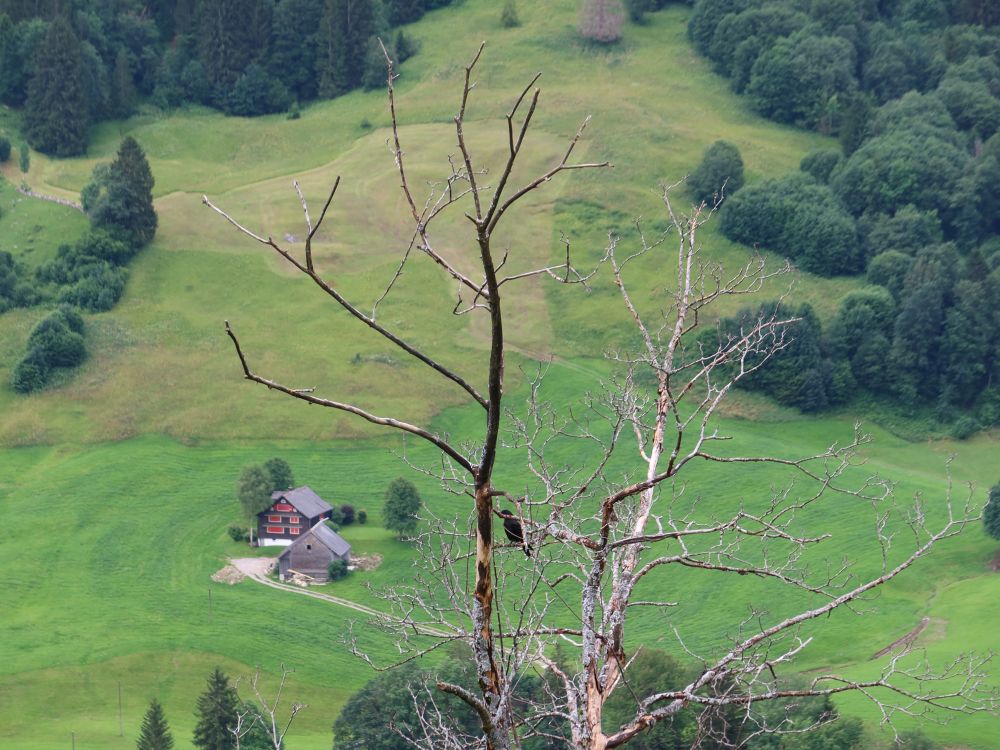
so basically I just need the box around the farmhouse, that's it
[257,486,334,546]
[277,523,351,582]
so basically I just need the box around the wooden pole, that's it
[117,681,123,737]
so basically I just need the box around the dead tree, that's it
[205,45,995,750]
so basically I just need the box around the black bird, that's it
[498,509,531,556]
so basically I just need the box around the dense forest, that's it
[685,0,1000,433]
[0,0,451,155]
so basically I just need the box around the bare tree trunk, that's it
[207,44,995,750]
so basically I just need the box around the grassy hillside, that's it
[0,1,997,749]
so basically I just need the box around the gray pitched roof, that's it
[269,485,333,518]
[278,522,351,560]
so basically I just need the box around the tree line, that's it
[677,0,1000,432]
[686,0,1000,268]
[8,136,156,393]
[334,644,942,750]
[0,0,453,156]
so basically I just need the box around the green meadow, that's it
[0,1,997,748]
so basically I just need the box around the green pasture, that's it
[0,418,997,749]
[1,1,999,748]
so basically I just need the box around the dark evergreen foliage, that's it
[327,559,348,580]
[984,483,1000,540]
[136,698,174,750]
[23,17,89,156]
[719,174,860,276]
[192,668,239,750]
[340,503,355,524]
[799,149,841,184]
[0,135,9,161]
[87,137,157,247]
[687,139,744,205]
[10,307,86,393]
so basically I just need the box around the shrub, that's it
[357,508,368,524]
[10,358,49,393]
[328,504,344,527]
[500,0,520,27]
[327,559,349,581]
[59,264,128,312]
[688,139,744,205]
[719,173,861,276]
[225,64,292,116]
[340,503,355,525]
[227,524,250,542]
[950,415,980,440]
[19,142,29,173]
[799,149,841,184]
[0,137,10,162]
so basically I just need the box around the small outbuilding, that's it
[257,486,334,546]
[277,523,351,582]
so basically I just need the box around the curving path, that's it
[229,557,449,636]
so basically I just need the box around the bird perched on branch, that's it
[498,508,531,556]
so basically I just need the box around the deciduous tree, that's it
[383,477,421,539]
[206,47,993,750]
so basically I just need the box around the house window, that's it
[289,527,301,535]
[267,515,281,523]
[274,503,294,512]
[266,526,284,534]
[306,544,312,550]
[288,515,300,524]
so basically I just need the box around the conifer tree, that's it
[23,17,89,156]
[316,0,379,97]
[111,48,136,119]
[89,136,158,248]
[192,668,239,750]
[137,698,174,750]
[985,483,1000,541]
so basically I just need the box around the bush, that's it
[327,559,349,581]
[950,415,981,440]
[719,173,861,276]
[225,64,292,116]
[10,358,49,393]
[227,524,250,542]
[59,264,128,312]
[0,137,10,162]
[340,503,355,525]
[799,149,841,184]
[500,0,520,27]
[688,139,744,205]
[328,504,344,527]
[19,142,29,173]
[357,508,368,524]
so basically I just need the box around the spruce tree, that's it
[316,0,379,97]
[985,483,1000,541]
[111,48,136,119]
[192,668,239,750]
[23,17,89,156]
[137,698,174,750]
[90,136,158,248]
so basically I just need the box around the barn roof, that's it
[269,486,333,518]
[278,523,351,560]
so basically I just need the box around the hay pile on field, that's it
[211,565,246,585]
